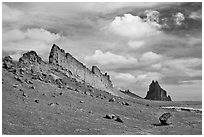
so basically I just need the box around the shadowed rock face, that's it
[49,44,113,91]
[145,80,172,101]
[18,51,48,73]
[3,56,14,69]
[18,51,42,66]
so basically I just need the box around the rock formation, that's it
[2,56,14,69]
[159,112,172,125]
[120,89,142,99]
[49,44,113,91]
[3,44,114,93]
[18,51,42,66]
[18,51,49,73]
[145,80,172,101]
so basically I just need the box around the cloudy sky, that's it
[2,2,202,101]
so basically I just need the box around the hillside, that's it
[2,65,202,135]
[2,45,202,135]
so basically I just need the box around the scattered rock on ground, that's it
[109,98,115,102]
[104,114,123,123]
[104,114,116,119]
[85,91,90,96]
[48,102,59,106]
[30,86,35,89]
[122,102,130,106]
[25,79,33,84]
[59,92,63,96]
[13,84,19,88]
[14,76,24,83]
[22,92,27,97]
[34,99,39,103]
[115,116,123,123]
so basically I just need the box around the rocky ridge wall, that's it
[49,44,113,91]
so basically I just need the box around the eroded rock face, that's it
[145,80,172,101]
[18,51,48,73]
[18,51,42,66]
[49,44,113,91]
[3,56,14,69]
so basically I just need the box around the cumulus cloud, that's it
[85,50,138,65]
[3,28,62,60]
[136,72,163,83]
[151,63,162,70]
[160,58,202,79]
[3,29,25,42]
[9,52,23,61]
[110,71,162,86]
[114,73,136,81]
[128,40,145,49]
[189,11,202,20]
[140,51,162,63]
[3,28,61,43]
[2,3,23,22]
[174,12,185,25]
[163,58,201,70]
[109,14,161,39]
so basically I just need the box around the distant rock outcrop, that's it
[18,51,48,73]
[120,89,142,99]
[145,80,172,101]
[18,51,42,65]
[49,44,113,91]
[3,56,14,69]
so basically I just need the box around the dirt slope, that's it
[2,68,202,135]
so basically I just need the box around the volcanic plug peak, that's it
[145,80,172,101]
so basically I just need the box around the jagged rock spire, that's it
[18,51,42,67]
[145,80,172,101]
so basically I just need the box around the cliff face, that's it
[145,80,172,101]
[49,44,113,91]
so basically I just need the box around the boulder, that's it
[13,84,19,88]
[34,99,39,103]
[115,116,123,123]
[122,102,130,106]
[159,112,172,125]
[14,76,24,83]
[25,79,33,84]
[104,114,116,119]
[56,78,63,88]
[80,101,84,103]
[22,92,27,97]
[84,91,90,96]
[109,98,115,102]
